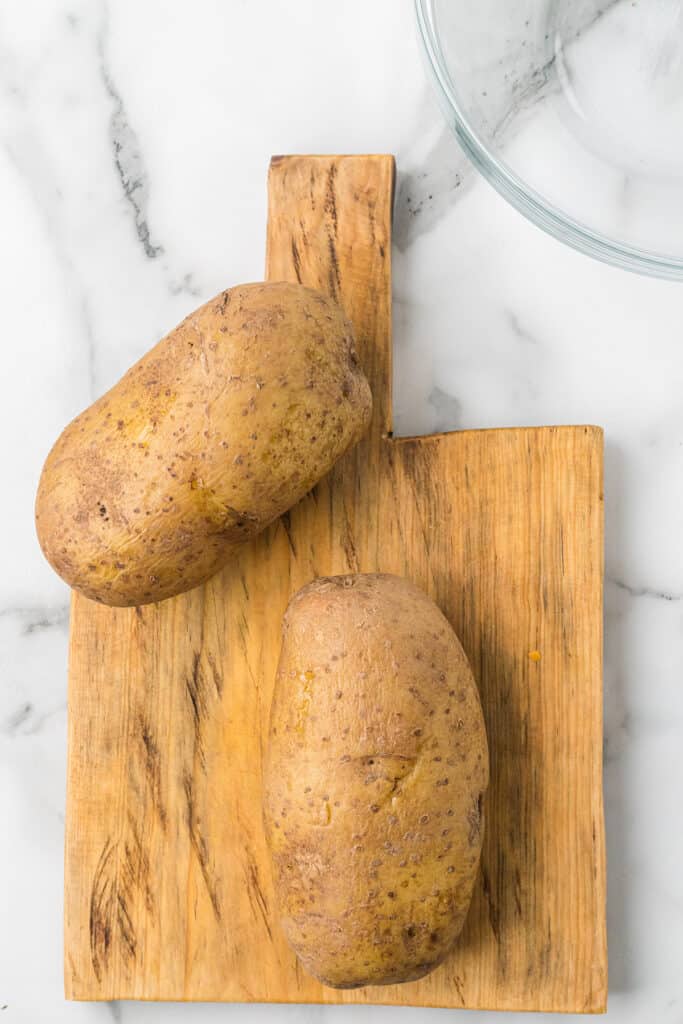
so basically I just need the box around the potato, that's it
[35,282,371,606]
[263,573,489,988]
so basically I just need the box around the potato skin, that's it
[263,574,489,988]
[35,283,371,606]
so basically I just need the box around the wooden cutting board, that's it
[64,155,607,1013]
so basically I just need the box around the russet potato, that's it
[35,282,371,606]
[263,573,489,988]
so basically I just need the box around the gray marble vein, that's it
[428,385,462,432]
[607,576,683,603]
[107,1000,123,1023]
[98,7,162,260]
[3,701,67,738]
[394,121,473,252]
[505,309,540,346]
[0,605,70,633]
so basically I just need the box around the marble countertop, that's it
[2,1,682,1021]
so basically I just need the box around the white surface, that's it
[1,1,682,1021]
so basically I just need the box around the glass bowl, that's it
[416,0,683,279]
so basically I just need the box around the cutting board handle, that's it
[266,154,395,441]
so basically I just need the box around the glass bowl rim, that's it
[415,0,683,281]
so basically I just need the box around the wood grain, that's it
[64,155,607,1012]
